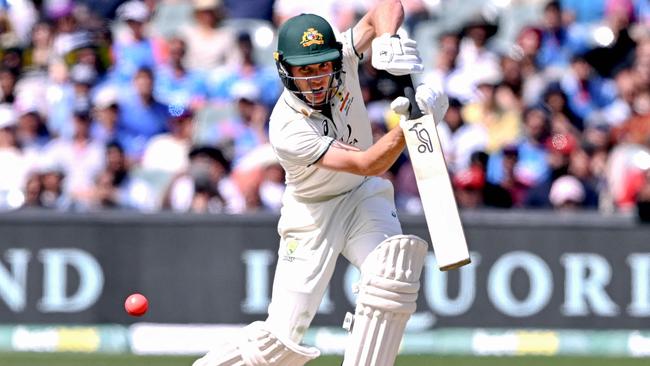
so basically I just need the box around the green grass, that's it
[0,353,649,366]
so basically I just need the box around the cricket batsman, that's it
[193,1,448,365]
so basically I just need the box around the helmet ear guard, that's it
[274,51,295,91]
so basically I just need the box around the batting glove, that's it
[390,96,410,128]
[372,33,423,76]
[415,84,448,124]
[390,96,410,117]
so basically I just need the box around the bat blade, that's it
[401,113,471,271]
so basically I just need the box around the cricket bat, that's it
[401,86,470,271]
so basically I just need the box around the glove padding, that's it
[372,33,423,76]
[415,84,448,124]
[390,96,411,117]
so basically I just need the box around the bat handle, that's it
[404,85,424,121]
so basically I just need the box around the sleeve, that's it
[338,28,362,68]
[271,118,335,167]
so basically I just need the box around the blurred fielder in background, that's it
[193,1,448,365]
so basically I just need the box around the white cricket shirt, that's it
[269,28,372,201]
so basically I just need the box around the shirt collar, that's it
[282,89,322,118]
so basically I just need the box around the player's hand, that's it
[415,84,448,124]
[390,96,410,129]
[372,33,423,76]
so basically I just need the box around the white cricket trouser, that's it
[265,177,402,343]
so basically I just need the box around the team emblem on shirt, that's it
[282,239,299,262]
[301,28,325,47]
[287,239,299,255]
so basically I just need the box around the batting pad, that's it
[192,321,320,366]
[342,235,428,366]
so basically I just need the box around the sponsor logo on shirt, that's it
[335,90,353,116]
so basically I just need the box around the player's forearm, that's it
[369,0,404,36]
[316,123,406,176]
[353,0,404,52]
[358,125,405,176]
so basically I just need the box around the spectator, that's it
[67,32,109,84]
[514,30,556,108]
[41,111,105,208]
[46,61,100,139]
[38,163,69,210]
[537,1,586,69]
[401,0,431,35]
[154,37,207,109]
[453,165,486,209]
[44,60,72,138]
[462,74,523,153]
[437,97,488,173]
[560,54,617,124]
[630,36,650,94]
[603,68,639,127]
[206,31,281,107]
[91,86,121,144]
[69,63,97,112]
[21,172,44,209]
[180,0,238,72]
[499,53,524,98]
[613,112,650,146]
[422,32,460,96]
[259,162,285,212]
[49,2,84,58]
[524,132,577,207]
[560,0,606,24]
[0,67,17,104]
[585,0,636,78]
[228,144,281,213]
[103,141,156,211]
[549,174,586,210]
[141,109,194,174]
[460,149,513,209]
[117,67,169,161]
[567,145,601,208]
[487,106,551,187]
[542,81,584,131]
[209,80,269,165]
[16,110,50,152]
[0,0,36,47]
[485,145,530,207]
[163,146,244,213]
[0,104,28,209]
[85,171,122,211]
[450,13,501,102]
[1,47,22,75]
[111,0,158,84]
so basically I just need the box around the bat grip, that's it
[404,85,424,120]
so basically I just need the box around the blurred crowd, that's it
[0,0,649,219]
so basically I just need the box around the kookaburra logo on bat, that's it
[408,122,433,153]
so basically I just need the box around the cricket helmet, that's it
[274,13,343,108]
